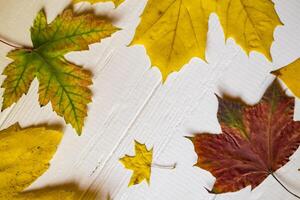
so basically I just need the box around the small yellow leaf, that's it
[0,124,62,199]
[72,0,124,7]
[217,0,282,61]
[119,140,153,186]
[272,58,300,98]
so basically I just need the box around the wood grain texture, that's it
[0,0,300,199]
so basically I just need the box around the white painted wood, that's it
[0,0,300,199]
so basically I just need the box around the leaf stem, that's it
[0,39,22,49]
[151,162,176,169]
[271,173,300,199]
[0,38,32,50]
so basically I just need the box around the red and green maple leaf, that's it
[190,80,300,196]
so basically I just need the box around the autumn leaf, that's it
[216,0,282,61]
[189,80,300,195]
[131,0,216,81]
[120,140,153,186]
[131,0,281,80]
[1,9,118,134]
[0,124,63,199]
[72,0,124,7]
[272,58,300,99]
[119,140,176,187]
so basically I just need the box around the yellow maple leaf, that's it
[131,0,216,81]
[131,0,281,81]
[119,140,153,186]
[272,58,300,98]
[0,124,65,199]
[216,0,282,61]
[72,0,124,7]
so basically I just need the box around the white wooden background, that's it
[0,0,300,199]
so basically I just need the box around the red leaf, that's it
[190,80,300,194]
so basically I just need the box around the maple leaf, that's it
[131,0,216,81]
[131,0,281,81]
[216,0,282,61]
[0,124,63,199]
[119,140,153,186]
[1,9,118,134]
[189,80,300,194]
[72,0,124,7]
[272,58,300,99]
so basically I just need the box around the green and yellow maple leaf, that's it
[2,9,118,134]
[0,124,64,199]
[72,0,124,7]
[131,0,281,81]
[272,58,300,99]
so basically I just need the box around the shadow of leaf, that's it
[14,182,98,200]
